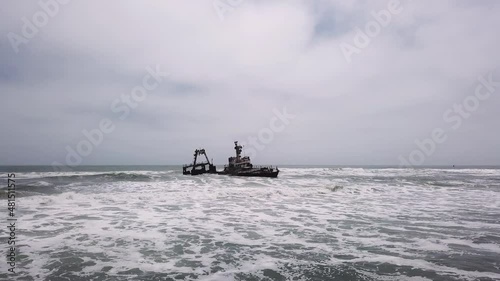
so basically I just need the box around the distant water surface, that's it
[0,166,499,280]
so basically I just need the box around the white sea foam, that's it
[34,180,52,186]
[7,167,500,280]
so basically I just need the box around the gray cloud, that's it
[1,0,499,166]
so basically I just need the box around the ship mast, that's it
[234,141,243,161]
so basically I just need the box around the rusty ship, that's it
[182,141,279,178]
[182,149,216,175]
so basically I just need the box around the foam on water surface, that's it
[1,167,499,280]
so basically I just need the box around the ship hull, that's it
[217,169,279,178]
[234,171,279,178]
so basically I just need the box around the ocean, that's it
[0,166,499,281]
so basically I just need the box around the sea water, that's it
[0,166,499,280]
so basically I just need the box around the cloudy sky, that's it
[1,0,499,166]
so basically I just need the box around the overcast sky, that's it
[1,0,499,166]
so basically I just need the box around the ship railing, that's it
[225,165,275,169]
[222,164,276,169]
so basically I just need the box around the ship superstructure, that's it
[217,141,279,178]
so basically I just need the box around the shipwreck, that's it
[182,141,279,178]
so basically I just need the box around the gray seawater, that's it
[0,166,500,281]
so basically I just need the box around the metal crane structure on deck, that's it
[182,149,217,175]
